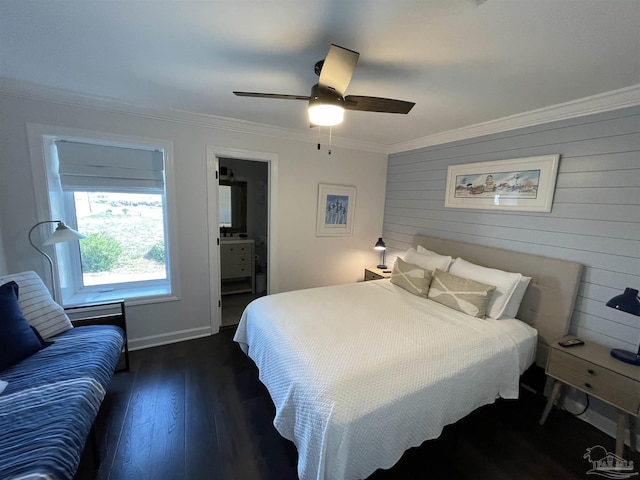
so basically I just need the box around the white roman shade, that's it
[55,141,164,192]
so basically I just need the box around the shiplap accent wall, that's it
[384,106,640,352]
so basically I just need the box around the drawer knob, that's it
[584,382,592,389]
[587,369,595,375]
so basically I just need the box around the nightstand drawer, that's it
[548,349,640,414]
[364,268,391,281]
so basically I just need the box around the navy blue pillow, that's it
[0,281,45,371]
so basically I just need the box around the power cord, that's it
[561,393,590,416]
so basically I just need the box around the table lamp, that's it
[606,287,640,366]
[374,237,387,269]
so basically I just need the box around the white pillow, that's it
[417,245,441,257]
[0,380,7,394]
[404,247,452,273]
[449,258,522,320]
[500,276,532,319]
[0,271,73,339]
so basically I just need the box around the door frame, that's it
[206,145,278,333]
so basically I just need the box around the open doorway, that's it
[206,146,278,334]
[218,157,268,327]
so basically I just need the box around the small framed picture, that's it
[316,184,356,236]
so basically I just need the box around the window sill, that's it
[62,285,178,307]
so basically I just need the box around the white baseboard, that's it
[562,395,640,450]
[127,326,212,351]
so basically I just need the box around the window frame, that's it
[27,124,180,306]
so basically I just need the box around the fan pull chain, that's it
[315,126,332,155]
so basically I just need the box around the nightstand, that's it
[539,336,639,456]
[65,300,129,372]
[364,267,392,281]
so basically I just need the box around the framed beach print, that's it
[316,184,356,236]
[444,154,560,212]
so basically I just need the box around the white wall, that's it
[0,92,387,348]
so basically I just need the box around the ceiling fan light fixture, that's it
[308,103,344,126]
[233,45,415,128]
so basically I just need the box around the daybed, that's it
[0,271,124,480]
[234,235,583,480]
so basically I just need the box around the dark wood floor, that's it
[77,327,640,480]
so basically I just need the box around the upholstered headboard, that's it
[413,235,583,367]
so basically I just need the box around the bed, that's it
[233,235,583,480]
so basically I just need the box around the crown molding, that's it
[388,84,640,154]
[0,77,387,154]
[2,77,638,157]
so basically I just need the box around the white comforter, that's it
[234,279,537,480]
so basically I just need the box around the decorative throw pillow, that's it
[403,247,452,273]
[390,258,432,297]
[0,271,73,339]
[427,269,496,318]
[0,281,46,371]
[449,258,522,320]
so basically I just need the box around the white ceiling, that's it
[1,0,639,147]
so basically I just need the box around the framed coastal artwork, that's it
[444,154,560,212]
[316,183,356,236]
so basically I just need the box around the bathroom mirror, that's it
[219,180,247,234]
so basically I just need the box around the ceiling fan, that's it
[233,44,416,127]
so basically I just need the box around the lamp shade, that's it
[606,287,640,366]
[374,237,387,269]
[42,222,87,245]
[28,220,87,303]
[606,288,640,316]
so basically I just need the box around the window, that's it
[36,133,179,305]
[73,191,167,286]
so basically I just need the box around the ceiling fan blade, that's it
[233,91,310,101]
[343,95,415,114]
[317,44,359,97]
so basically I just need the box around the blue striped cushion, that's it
[0,378,105,480]
[0,271,73,339]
